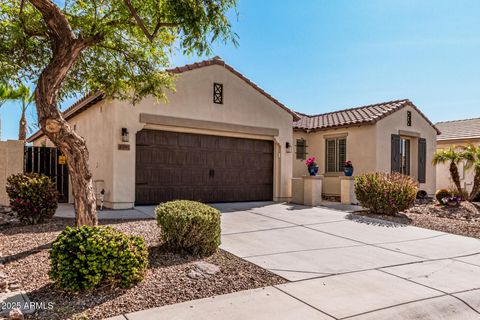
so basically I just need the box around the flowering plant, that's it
[441,195,461,207]
[305,157,318,168]
[344,160,353,168]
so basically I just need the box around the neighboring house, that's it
[28,57,297,209]
[435,118,480,193]
[27,58,439,208]
[293,100,439,196]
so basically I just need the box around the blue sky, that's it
[1,0,479,140]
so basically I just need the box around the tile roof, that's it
[27,57,299,143]
[294,99,440,134]
[436,118,480,141]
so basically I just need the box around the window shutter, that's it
[405,139,411,175]
[418,138,426,183]
[296,139,307,160]
[326,139,336,172]
[338,138,346,171]
[391,134,401,173]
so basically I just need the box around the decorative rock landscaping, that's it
[358,202,480,239]
[0,218,285,320]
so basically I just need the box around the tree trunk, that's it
[469,167,480,201]
[449,162,462,193]
[18,109,27,141]
[29,0,98,226]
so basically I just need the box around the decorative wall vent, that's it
[213,83,223,104]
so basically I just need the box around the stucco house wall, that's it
[0,140,24,206]
[293,104,437,196]
[375,105,437,194]
[293,125,376,195]
[33,62,294,208]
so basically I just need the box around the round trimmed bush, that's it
[435,189,451,204]
[6,173,58,224]
[156,200,221,255]
[354,172,418,215]
[49,226,148,292]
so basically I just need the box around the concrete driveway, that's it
[114,201,480,320]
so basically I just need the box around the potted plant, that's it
[344,160,354,176]
[305,157,319,176]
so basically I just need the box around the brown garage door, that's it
[135,129,274,205]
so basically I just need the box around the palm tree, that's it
[14,84,35,141]
[432,146,465,193]
[0,84,12,107]
[0,83,35,141]
[462,144,480,201]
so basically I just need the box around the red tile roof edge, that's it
[27,57,299,142]
[293,99,440,135]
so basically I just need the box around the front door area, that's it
[135,129,274,205]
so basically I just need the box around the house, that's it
[435,118,480,194]
[293,100,439,197]
[28,57,297,209]
[28,58,439,208]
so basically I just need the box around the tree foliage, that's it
[0,0,238,103]
[462,144,480,201]
[432,146,464,193]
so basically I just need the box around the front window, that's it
[400,137,410,175]
[325,137,346,172]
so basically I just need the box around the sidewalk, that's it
[55,203,156,219]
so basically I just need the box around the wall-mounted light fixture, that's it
[285,142,292,153]
[121,128,129,142]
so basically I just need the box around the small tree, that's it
[1,0,237,226]
[0,83,35,141]
[462,144,480,201]
[432,146,465,194]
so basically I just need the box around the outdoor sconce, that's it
[285,142,292,153]
[121,128,129,142]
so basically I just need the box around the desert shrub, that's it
[49,226,148,292]
[435,189,451,204]
[6,173,58,224]
[156,200,221,255]
[354,172,418,215]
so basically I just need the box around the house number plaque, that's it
[118,144,130,151]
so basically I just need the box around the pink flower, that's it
[305,157,317,167]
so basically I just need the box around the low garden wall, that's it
[0,140,24,206]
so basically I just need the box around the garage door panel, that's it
[135,130,273,205]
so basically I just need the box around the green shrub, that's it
[156,200,221,255]
[49,226,148,292]
[435,189,451,204]
[6,173,58,224]
[354,172,418,215]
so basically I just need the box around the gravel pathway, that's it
[0,218,285,320]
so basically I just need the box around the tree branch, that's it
[28,0,76,42]
[122,0,176,42]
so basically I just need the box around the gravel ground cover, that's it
[357,201,480,239]
[0,218,285,320]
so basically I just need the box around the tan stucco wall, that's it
[375,105,437,194]
[293,125,376,195]
[32,101,116,206]
[0,140,24,206]
[33,64,293,208]
[436,139,480,193]
[293,105,437,196]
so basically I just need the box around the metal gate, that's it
[24,146,69,203]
